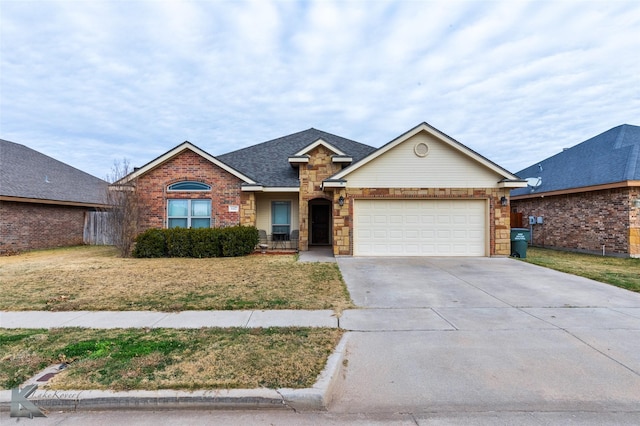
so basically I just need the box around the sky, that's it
[1,0,639,181]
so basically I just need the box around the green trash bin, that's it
[510,228,530,258]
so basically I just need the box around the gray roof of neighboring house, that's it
[0,139,108,206]
[217,128,377,187]
[511,124,640,196]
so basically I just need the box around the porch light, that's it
[338,196,345,207]
[500,196,508,206]
[634,199,640,208]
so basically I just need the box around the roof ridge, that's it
[218,128,319,157]
[218,128,373,158]
[624,143,640,180]
[0,138,106,182]
[613,124,628,149]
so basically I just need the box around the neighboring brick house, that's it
[0,139,109,253]
[511,124,640,258]
[118,123,525,256]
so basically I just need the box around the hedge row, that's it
[132,226,259,258]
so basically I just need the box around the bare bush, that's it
[105,159,140,257]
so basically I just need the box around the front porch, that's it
[247,192,335,253]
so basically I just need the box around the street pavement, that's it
[7,408,640,425]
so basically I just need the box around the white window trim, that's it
[167,181,212,192]
[167,199,212,228]
[271,200,291,235]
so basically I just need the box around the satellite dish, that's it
[525,177,542,188]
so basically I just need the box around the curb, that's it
[0,334,349,413]
[278,332,348,410]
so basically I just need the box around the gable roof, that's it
[0,139,108,207]
[511,124,640,197]
[327,122,524,186]
[117,141,256,184]
[292,138,346,156]
[218,128,376,187]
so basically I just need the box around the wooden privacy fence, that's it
[84,211,113,245]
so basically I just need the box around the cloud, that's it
[1,0,639,177]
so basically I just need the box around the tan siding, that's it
[346,133,502,188]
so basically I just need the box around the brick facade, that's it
[0,201,87,253]
[131,142,516,257]
[631,187,640,257]
[512,187,639,257]
[134,150,245,231]
[332,187,511,256]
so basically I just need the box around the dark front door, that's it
[311,203,331,245]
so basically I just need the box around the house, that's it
[510,124,640,258]
[118,123,525,256]
[0,139,109,253]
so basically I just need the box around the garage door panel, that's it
[387,229,402,238]
[437,229,451,238]
[354,199,486,256]
[405,215,419,224]
[453,229,467,238]
[405,229,419,239]
[373,230,387,238]
[373,215,387,224]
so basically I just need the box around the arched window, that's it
[167,181,212,228]
[167,181,211,191]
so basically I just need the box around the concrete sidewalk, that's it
[0,309,338,329]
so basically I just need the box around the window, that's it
[271,201,291,235]
[168,199,211,228]
[168,181,211,191]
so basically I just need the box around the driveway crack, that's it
[431,307,459,330]
[561,328,640,378]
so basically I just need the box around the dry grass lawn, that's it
[0,327,343,390]
[0,246,353,312]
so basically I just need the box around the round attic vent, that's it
[414,142,429,157]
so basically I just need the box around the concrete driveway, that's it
[331,257,640,418]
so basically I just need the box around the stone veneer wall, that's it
[298,145,344,251]
[511,187,637,257]
[135,150,244,231]
[0,201,86,253]
[239,192,256,227]
[333,187,511,256]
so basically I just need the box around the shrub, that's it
[221,226,259,257]
[166,227,191,257]
[190,228,222,258]
[132,229,166,258]
[132,226,259,258]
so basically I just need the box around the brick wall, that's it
[630,187,640,257]
[0,201,86,253]
[332,187,511,256]
[511,187,635,256]
[134,150,244,231]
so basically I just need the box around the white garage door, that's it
[354,199,486,256]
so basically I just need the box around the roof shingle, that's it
[0,139,108,205]
[217,128,376,187]
[511,124,640,196]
